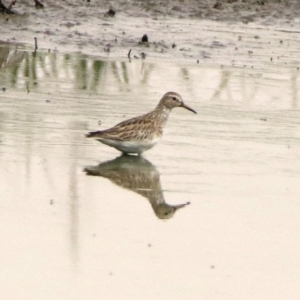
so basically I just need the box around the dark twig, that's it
[34,37,38,50]
[34,0,44,8]
[7,0,16,11]
[0,0,15,14]
[33,37,38,56]
[128,49,131,62]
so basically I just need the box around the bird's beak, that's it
[181,103,197,114]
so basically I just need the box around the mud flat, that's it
[1,0,300,66]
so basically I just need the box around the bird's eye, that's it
[172,97,177,101]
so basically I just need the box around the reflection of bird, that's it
[86,92,196,155]
[84,155,190,219]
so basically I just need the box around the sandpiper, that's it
[86,91,197,155]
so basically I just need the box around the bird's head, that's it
[159,92,197,114]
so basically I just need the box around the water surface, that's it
[1,44,300,300]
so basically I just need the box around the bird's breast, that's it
[99,136,161,154]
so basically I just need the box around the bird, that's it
[86,91,197,155]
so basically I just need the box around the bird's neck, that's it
[153,104,172,125]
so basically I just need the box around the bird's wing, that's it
[86,113,157,141]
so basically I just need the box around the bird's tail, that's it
[85,130,102,138]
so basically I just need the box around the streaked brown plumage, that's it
[86,91,197,154]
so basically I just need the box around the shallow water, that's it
[1,44,300,299]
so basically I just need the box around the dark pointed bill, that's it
[174,202,190,210]
[181,103,197,114]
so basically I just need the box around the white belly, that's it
[98,137,161,154]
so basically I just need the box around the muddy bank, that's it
[2,0,300,23]
[1,0,300,65]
